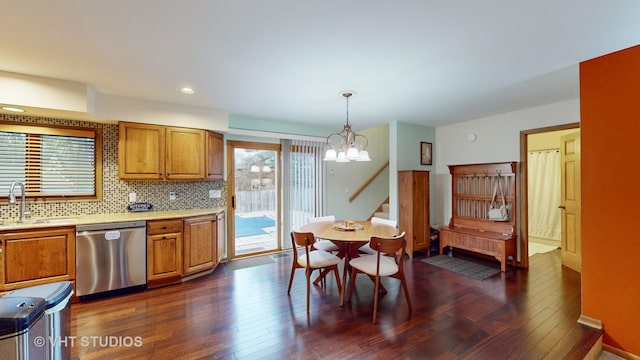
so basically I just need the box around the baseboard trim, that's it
[602,344,640,360]
[603,344,640,360]
[528,236,561,246]
[578,315,603,330]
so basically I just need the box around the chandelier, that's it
[324,92,371,162]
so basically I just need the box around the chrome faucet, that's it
[9,181,29,222]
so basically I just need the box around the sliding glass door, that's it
[227,141,281,258]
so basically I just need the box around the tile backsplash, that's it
[0,113,227,220]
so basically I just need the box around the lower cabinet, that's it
[147,212,224,288]
[0,211,226,294]
[0,226,76,291]
[183,215,216,276]
[146,219,183,287]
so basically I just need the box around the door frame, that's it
[519,122,579,268]
[226,140,282,259]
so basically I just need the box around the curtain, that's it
[528,150,561,240]
[285,139,326,240]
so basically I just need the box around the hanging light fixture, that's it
[324,92,371,162]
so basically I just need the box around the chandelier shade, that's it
[324,92,371,162]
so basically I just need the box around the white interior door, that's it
[560,131,582,272]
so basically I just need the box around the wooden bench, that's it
[439,162,518,272]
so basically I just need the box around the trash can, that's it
[0,296,47,360]
[4,282,73,360]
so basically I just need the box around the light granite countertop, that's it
[0,208,226,231]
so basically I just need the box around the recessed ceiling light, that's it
[1,106,25,113]
[179,87,195,95]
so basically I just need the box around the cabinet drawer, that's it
[147,219,183,235]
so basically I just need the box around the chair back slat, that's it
[369,231,405,254]
[291,231,317,247]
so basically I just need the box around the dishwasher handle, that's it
[76,221,146,232]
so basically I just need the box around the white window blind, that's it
[289,139,325,231]
[0,124,98,198]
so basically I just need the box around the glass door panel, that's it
[228,141,281,258]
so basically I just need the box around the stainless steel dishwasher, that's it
[76,221,147,297]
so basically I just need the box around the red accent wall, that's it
[580,45,640,354]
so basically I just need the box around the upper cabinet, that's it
[119,122,222,181]
[119,122,165,180]
[165,126,205,180]
[206,131,224,180]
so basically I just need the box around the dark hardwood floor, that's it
[70,249,600,359]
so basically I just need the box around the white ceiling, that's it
[1,1,640,129]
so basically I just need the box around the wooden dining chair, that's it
[287,231,342,313]
[359,217,398,255]
[347,231,412,323]
[308,215,339,253]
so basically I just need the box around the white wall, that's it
[0,71,88,113]
[93,93,228,132]
[434,98,579,226]
[0,71,229,131]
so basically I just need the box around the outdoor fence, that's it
[235,188,315,230]
[236,190,276,213]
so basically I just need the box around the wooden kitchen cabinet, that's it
[118,122,207,180]
[0,226,75,291]
[118,122,165,180]
[216,211,226,263]
[183,215,216,276]
[398,170,430,259]
[165,126,206,180]
[147,219,183,288]
[206,131,224,180]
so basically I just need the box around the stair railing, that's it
[348,161,390,203]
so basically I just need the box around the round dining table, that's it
[299,220,399,306]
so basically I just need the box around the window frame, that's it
[0,121,103,202]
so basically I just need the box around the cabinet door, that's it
[0,227,75,290]
[398,171,430,258]
[147,232,183,282]
[216,211,226,263]
[166,127,205,180]
[206,131,224,180]
[118,122,165,180]
[413,171,430,251]
[183,216,216,275]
